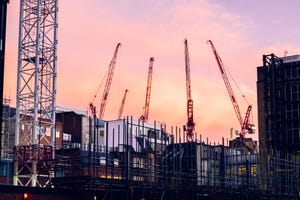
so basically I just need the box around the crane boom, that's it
[99,43,121,119]
[141,57,154,122]
[117,89,128,119]
[207,40,255,138]
[184,39,195,141]
[207,40,243,127]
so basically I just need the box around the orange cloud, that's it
[6,0,297,143]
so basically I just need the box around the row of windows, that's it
[20,124,60,138]
[226,164,257,177]
[266,119,299,130]
[284,65,300,79]
[285,103,300,119]
[285,82,300,101]
[265,104,300,119]
[265,82,300,101]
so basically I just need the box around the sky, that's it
[4,0,300,143]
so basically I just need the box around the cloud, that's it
[4,0,267,143]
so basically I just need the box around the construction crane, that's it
[207,40,255,138]
[117,89,128,119]
[98,43,121,119]
[140,57,154,123]
[184,39,195,141]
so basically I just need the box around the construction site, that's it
[1,0,300,199]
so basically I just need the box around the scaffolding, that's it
[0,98,13,185]
[0,106,297,198]
[53,117,275,199]
[2,98,13,159]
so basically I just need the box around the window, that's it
[100,130,104,136]
[0,164,6,176]
[292,67,297,77]
[39,127,45,135]
[45,127,51,136]
[56,129,60,138]
[250,165,257,176]
[238,165,246,176]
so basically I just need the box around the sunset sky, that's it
[4,0,300,143]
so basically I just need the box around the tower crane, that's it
[140,57,154,122]
[117,89,128,119]
[184,39,195,141]
[97,43,121,119]
[207,40,255,138]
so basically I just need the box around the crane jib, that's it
[207,40,255,138]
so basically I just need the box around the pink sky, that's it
[4,1,300,143]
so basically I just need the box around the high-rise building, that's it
[257,54,300,193]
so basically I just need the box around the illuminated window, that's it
[133,157,144,168]
[226,166,234,178]
[56,129,60,138]
[133,176,144,181]
[238,165,246,176]
[250,164,257,176]
[45,127,51,136]
[100,130,104,136]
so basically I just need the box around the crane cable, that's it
[90,68,109,105]
[222,61,254,125]
[223,63,250,106]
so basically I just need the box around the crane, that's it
[117,89,128,119]
[98,43,121,119]
[207,40,255,138]
[89,103,96,118]
[140,57,154,122]
[184,39,195,141]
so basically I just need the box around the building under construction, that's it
[257,54,300,194]
[1,0,300,199]
[3,107,300,199]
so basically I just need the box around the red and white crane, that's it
[89,43,121,119]
[117,89,129,119]
[140,57,154,122]
[184,39,195,141]
[207,40,255,138]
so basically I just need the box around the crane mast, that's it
[141,57,154,122]
[184,39,195,141]
[207,40,255,138]
[117,89,128,119]
[89,103,97,118]
[99,43,121,119]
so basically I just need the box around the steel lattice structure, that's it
[184,39,195,141]
[14,0,58,187]
[142,57,154,122]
